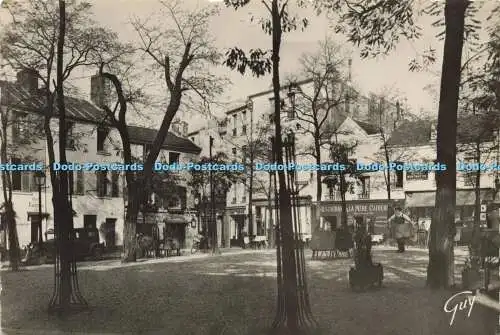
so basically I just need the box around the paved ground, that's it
[0,246,497,335]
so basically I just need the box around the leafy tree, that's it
[118,0,225,261]
[311,0,478,289]
[323,139,360,229]
[457,113,500,270]
[234,112,273,236]
[0,85,48,270]
[188,151,242,243]
[223,1,316,333]
[289,36,349,204]
[0,0,121,308]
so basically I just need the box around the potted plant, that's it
[461,256,484,290]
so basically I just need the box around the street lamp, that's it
[194,195,201,232]
[33,170,46,245]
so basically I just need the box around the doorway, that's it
[30,215,42,243]
[103,218,116,249]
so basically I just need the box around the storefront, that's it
[318,200,400,234]
[226,206,246,247]
[405,189,496,224]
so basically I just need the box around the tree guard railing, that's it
[271,134,318,334]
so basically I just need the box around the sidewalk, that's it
[0,247,272,272]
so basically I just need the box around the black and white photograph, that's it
[0,0,500,334]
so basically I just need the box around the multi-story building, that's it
[386,116,500,224]
[317,113,500,234]
[0,69,201,249]
[197,71,406,244]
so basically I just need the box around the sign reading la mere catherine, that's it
[320,202,388,215]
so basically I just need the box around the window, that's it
[97,127,109,153]
[233,128,237,136]
[75,170,84,195]
[65,121,76,150]
[232,147,237,155]
[242,111,247,123]
[111,171,119,197]
[12,112,28,142]
[169,152,180,164]
[242,125,247,135]
[269,114,275,124]
[359,176,370,199]
[242,145,248,161]
[84,215,97,229]
[232,114,237,136]
[167,196,181,208]
[394,161,404,188]
[11,157,21,190]
[96,171,108,197]
[406,171,429,181]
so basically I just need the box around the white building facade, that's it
[0,70,201,249]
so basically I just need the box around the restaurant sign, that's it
[320,202,388,216]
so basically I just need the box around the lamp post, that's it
[34,170,46,245]
[194,195,201,233]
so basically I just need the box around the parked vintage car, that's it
[21,227,105,265]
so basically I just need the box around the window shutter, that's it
[21,173,30,192]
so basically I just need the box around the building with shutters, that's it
[0,69,201,250]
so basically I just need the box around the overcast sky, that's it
[0,0,496,132]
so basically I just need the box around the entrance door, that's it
[31,216,41,243]
[104,218,116,249]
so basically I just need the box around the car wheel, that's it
[92,247,103,260]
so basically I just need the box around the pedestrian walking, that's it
[388,206,414,253]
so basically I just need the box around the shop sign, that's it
[320,202,388,215]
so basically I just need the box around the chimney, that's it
[181,121,188,137]
[395,101,401,121]
[90,73,110,107]
[16,69,39,93]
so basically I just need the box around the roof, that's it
[247,78,314,99]
[352,119,380,135]
[127,126,201,154]
[0,80,201,154]
[386,120,432,146]
[387,113,500,147]
[0,81,109,124]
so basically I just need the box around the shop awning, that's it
[406,189,494,207]
[164,214,188,225]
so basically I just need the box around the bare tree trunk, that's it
[340,175,348,229]
[123,185,139,261]
[0,112,20,271]
[268,171,274,247]
[470,143,481,269]
[427,0,468,289]
[55,0,73,306]
[248,151,254,236]
[5,202,19,271]
[271,0,299,331]
[314,141,323,233]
